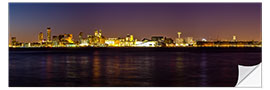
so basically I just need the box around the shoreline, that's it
[9,47,262,53]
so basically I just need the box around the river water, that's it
[9,48,261,87]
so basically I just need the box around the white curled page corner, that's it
[236,63,261,87]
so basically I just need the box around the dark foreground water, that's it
[9,47,261,87]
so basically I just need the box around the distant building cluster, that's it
[9,27,262,48]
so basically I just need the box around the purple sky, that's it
[9,3,261,43]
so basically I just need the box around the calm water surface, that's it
[9,48,261,87]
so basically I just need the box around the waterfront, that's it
[9,47,261,87]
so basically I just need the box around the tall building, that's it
[47,27,51,42]
[130,35,134,41]
[92,29,104,45]
[38,32,43,43]
[177,32,181,38]
[52,36,59,46]
[79,32,83,40]
[186,37,194,45]
[126,34,130,41]
[79,32,83,44]
[87,35,94,44]
[233,35,236,41]
[99,29,102,38]
[176,32,184,46]
[58,35,65,46]
[11,37,16,46]
[94,29,99,37]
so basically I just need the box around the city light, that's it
[9,27,262,48]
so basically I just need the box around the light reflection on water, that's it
[9,50,261,87]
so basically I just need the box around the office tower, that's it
[79,32,83,44]
[176,32,184,46]
[233,35,236,41]
[52,36,58,41]
[58,35,65,46]
[79,32,83,39]
[52,36,59,46]
[11,37,16,46]
[100,36,106,44]
[130,35,134,42]
[99,29,102,38]
[47,27,51,42]
[87,35,94,44]
[178,32,181,38]
[126,34,130,41]
[186,37,194,44]
[38,32,43,43]
[94,29,99,37]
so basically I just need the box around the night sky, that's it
[9,3,261,43]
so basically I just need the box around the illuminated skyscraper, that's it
[126,34,130,41]
[47,27,51,42]
[177,32,181,38]
[233,35,236,41]
[94,29,99,37]
[176,32,184,46]
[186,37,194,45]
[130,35,134,41]
[99,29,102,38]
[87,35,94,44]
[38,32,43,43]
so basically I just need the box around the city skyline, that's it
[9,3,262,43]
[9,26,261,48]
